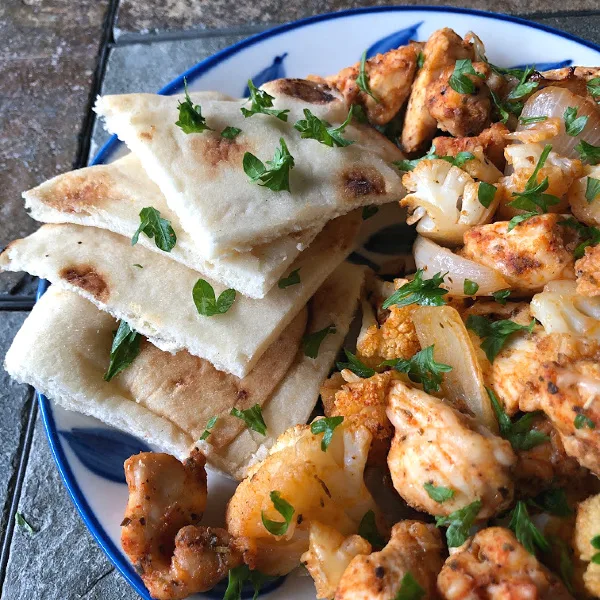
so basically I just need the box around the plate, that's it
[37,6,600,599]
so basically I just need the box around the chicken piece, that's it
[460,214,577,293]
[437,527,574,599]
[336,520,444,600]
[496,142,583,219]
[402,28,475,153]
[121,450,242,600]
[432,122,509,170]
[574,494,600,598]
[576,245,600,297]
[401,159,499,246]
[386,379,516,519]
[324,44,420,126]
[301,521,371,599]
[225,421,377,575]
[569,165,600,228]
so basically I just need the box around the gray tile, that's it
[0,0,111,294]
[0,311,31,534]
[1,421,140,600]
[90,34,247,160]
[114,0,600,38]
[531,13,600,46]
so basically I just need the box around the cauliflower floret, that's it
[324,44,420,126]
[387,379,516,519]
[574,494,600,598]
[401,159,499,246]
[568,166,600,228]
[576,244,600,297]
[225,421,377,575]
[335,520,444,600]
[402,28,474,153]
[437,527,574,599]
[461,214,577,293]
[496,142,583,219]
[301,522,371,599]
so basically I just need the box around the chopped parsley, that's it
[466,316,535,362]
[261,491,295,536]
[519,115,548,125]
[530,488,573,517]
[395,572,425,600]
[491,90,523,123]
[192,279,236,317]
[358,510,385,550]
[417,51,425,69]
[336,349,376,378]
[393,145,474,172]
[492,289,511,305]
[463,279,479,295]
[175,79,213,134]
[564,106,589,136]
[586,177,600,203]
[243,137,295,192]
[131,207,177,252]
[478,182,497,209]
[576,140,600,165]
[224,565,273,600]
[277,268,301,289]
[362,205,379,220]
[574,413,596,429]
[199,416,218,441]
[382,270,448,309]
[356,50,378,102]
[506,66,539,101]
[293,106,355,147]
[424,482,455,503]
[559,217,600,258]
[435,499,482,547]
[220,126,242,139]
[588,77,600,98]
[230,404,267,435]
[311,416,344,451]
[104,321,142,382]
[509,500,549,555]
[592,535,600,564]
[15,512,36,534]
[381,345,452,394]
[448,59,485,95]
[241,80,289,121]
[133,263,143,269]
[302,324,336,359]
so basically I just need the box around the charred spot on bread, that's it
[341,165,386,198]
[59,264,110,301]
[276,79,336,104]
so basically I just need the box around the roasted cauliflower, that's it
[574,493,600,598]
[576,244,600,297]
[569,166,600,228]
[401,159,499,246]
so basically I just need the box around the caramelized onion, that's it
[413,236,509,296]
[518,87,600,158]
[412,306,498,432]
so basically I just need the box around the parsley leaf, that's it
[466,315,535,363]
[382,270,448,309]
[302,324,336,359]
[230,404,267,435]
[241,80,289,121]
[478,182,497,209]
[311,416,344,451]
[192,279,236,317]
[564,106,589,136]
[175,79,213,134]
[492,289,511,305]
[508,211,540,231]
[261,491,295,536]
[336,349,376,378]
[381,345,452,394]
[576,140,600,165]
[417,51,425,69]
[592,536,600,564]
[224,565,273,600]
[491,90,523,123]
[221,126,242,139]
[588,77,600,98]
[294,107,355,147]
[506,66,539,101]
[574,413,596,429]
[393,147,474,172]
[358,510,385,550]
[559,216,600,258]
[586,177,600,203]
[449,59,485,94]
[132,263,143,269]
[362,205,379,220]
[509,500,550,555]
[104,321,142,382]
[463,279,479,295]
[395,572,425,600]
[356,50,378,102]
[199,416,218,441]
[519,115,548,125]
[530,488,573,517]
[424,482,455,503]
[277,268,301,289]
[15,512,35,534]
[243,138,295,192]
[487,388,550,451]
[435,500,482,547]
[131,207,177,252]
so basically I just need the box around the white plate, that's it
[37,7,600,599]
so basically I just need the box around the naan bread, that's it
[23,153,320,298]
[5,262,365,477]
[0,214,360,377]
[94,79,405,257]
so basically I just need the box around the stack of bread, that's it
[2,77,406,479]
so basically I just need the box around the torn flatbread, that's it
[0,214,360,377]
[94,79,405,257]
[23,153,320,299]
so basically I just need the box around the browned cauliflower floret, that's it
[323,44,420,126]
[387,379,516,520]
[301,521,371,599]
[461,214,577,293]
[335,520,444,600]
[402,28,474,153]
[575,494,600,598]
[569,166,600,228]
[225,421,377,575]
[576,244,600,297]
[437,527,574,599]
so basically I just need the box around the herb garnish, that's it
[394,146,475,172]
[467,316,535,363]
[356,50,378,102]
[336,349,376,378]
[221,126,242,139]
[15,512,36,534]
[588,77,600,98]
[463,279,479,295]
[478,182,497,209]
[508,500,549,555]
[506,66,539,101]
[519,115,548,125]
[243,138,295,192]
[241,80,289,121]
[302,324,336,359]
[224,565,273,600]
[424,482,455,503]
[417,52,425,69]
[490,90,523,123]
[576,140,600,165]
[574,413,596,429]
[591,535,600,564]
[564,106,589,136]
[176,79,213,134]
[192,279,236,316]
[530,488,573,517]
[132,207,177,252]
[492,289,511,305]
[358,510,385,550]
[278,268,301,289]
[293,106,355,147]
[230,404,267,435]
[261,491,295,536]
[449,59,485,94]
[311,416,344,451]
[559,217,600,258]
[435,499,482,547]
[382,270,448,309]
[104,321,142,382]
[395,572,425,600]
[199,416,218,441]
[586,177,600,203]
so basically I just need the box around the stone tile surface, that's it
[0,0,110,294]
[114,0,600,38]
[532,13,600,45]
[1,421,140,600]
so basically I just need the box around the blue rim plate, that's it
[36,6,600,599]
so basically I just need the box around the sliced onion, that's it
[518,86,600,158]
[412,305,498,432]
[413,236,509,296]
